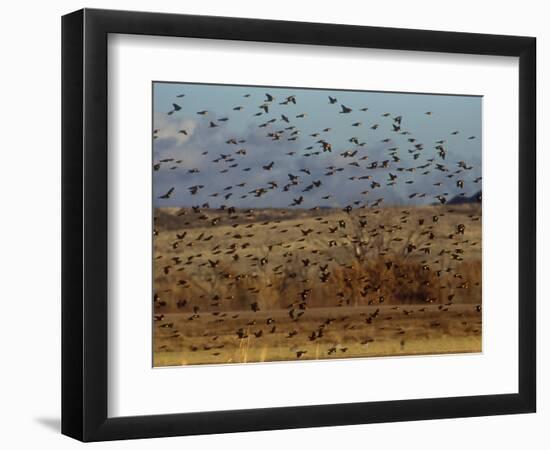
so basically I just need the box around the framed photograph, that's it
[62,8,536,441]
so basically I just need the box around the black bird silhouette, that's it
[167,103,182,115]
[158,187,174,199]
[340,104,353,113]
[291,196,304,206]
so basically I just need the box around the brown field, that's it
[153,203,482,366]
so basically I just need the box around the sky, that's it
[152,82,482,209]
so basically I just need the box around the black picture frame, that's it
[62,8,536,442]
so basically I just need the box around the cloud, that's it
[152,111,481,210]
[154,111,197,145]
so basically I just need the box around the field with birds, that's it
[153,203,482,366]
[152,83,482,366]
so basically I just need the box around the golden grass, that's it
[153,203,482,366]
[154,305,482,367]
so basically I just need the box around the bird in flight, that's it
[158,187,175,199]
[340,105,353,114]
[167,103,182,115]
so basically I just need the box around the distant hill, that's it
[448,191,482,205]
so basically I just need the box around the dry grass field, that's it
[153,203,482,366]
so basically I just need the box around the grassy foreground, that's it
[153,204,482,366]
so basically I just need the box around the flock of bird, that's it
[154,89,480,209]
[152,86,482,363]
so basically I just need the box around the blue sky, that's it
[152,82,481,209]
